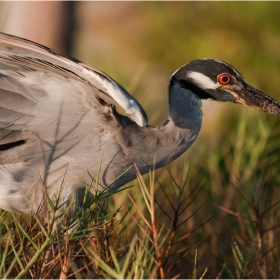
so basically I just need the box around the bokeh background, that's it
[1,2,280,278]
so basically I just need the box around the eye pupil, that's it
[218,74,231,85]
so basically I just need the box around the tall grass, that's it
[0,109,279,279]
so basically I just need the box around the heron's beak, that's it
[232,84,280,116]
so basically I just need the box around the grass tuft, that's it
[0,110,280,278]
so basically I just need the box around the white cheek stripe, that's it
[187,71,219,90]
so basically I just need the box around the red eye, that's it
[218,73,231,85]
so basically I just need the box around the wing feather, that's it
[0,32,147,127]
[0,32,148,155]
[0,32,142,211]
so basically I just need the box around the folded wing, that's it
[0,33,148,211]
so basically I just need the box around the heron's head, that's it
[172,58,280,116]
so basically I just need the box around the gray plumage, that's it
[0,32,280,212]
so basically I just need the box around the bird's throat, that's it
[169,80,203,132]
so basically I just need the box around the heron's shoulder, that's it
[0,32,147,127]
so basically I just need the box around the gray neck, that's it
[168,79,202,133]
[120,80,203,171]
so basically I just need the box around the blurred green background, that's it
[1,2,280,278]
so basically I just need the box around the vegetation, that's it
[0,110,279,279]
[0,1,280,278]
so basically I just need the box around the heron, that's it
[0,32,280,213]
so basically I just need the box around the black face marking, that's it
[170,59,246,101]
[174,59,243,84]
[169,77,216,100]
